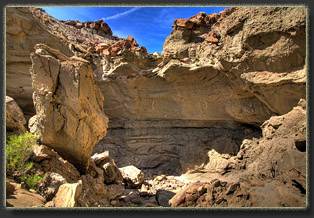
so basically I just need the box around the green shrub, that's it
[6,132,39,176]
[21,174,43,190]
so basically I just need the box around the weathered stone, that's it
[32,144,57,162]
[91,151,109,165]
[6,96,26,134]
[29,44,109,173]
[95,19,103,24]
[90,22,99,30]
[41,172,67,201]
[6,182,46,207]
[102,159,123,184]
[6,180,15,196]
[205,32,219,44]
[53,180,82,207]
[120,166,144,188]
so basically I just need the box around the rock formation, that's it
[171,99,306,207]
[6,96,27,135]
[28,43,109,173]
[92,6,306,175]
[6,7,74,118]
[5,6,307,208]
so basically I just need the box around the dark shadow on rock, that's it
[156,189,176,207]
[93,123,263,177]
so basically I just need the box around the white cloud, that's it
[102,7,141,21]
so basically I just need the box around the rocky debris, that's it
[31,144,81,201]
[171,8,236,36]
[205,31,220,44]
[6,96,27,134]
[120,166,145,188]
[29,44,109,173]
[169,180,250,207]
[91,151,109,165]
[31,145,81,183]
[53,180,83,207]
[63,19,113,35]
[92,35,148,58]
[6,180,46,207]
[41,172,67,201]
[78,161,110,207]
[177,99,307,207]
[102,159,124,184]
[5,6,307,208]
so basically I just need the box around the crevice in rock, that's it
[292,179,306,194]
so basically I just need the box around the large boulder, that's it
[29,44,109,173]
[6,96,26,134]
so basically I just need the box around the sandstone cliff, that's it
[92,7,306,174]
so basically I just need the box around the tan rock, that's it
[53,180,82,207]
[6,96,26,134]
[32,144,57,162]
[205,32,219,44]
[29,44,109,173]
[6,181,46,207]
[120,166,144,188]
[91,151,109,165]
[102,159,123,184]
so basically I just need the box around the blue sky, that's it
[41,7,229,53]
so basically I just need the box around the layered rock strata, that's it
[93,7,306,174]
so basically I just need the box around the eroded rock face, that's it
[29,44,109,173]
[6,7,74,118]
[177,99,307,207]
[93,6,306,174]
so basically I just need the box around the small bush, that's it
[6,132,39,176]
[21,174,43,190]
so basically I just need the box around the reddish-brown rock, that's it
[205,32,220,44]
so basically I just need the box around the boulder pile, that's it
[63,19,113,35]
[171,8,236,44]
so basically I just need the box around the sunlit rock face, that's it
[29,44,109,173]
[6,7,74,118]
[93,7,306,174]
